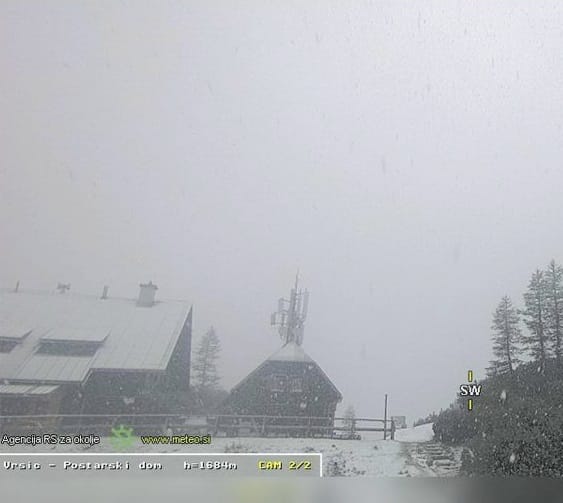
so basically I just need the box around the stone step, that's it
[407,441,461,476]
[430,455,454,461]
[433,460,455,467]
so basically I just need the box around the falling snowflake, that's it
[500,390,507,402]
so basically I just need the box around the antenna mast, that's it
[270,273,310,346]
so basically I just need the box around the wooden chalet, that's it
[222,341,342,419]
[219,279,342,436]
[0,282,192,430]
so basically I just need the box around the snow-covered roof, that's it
[0,289,191,384]
[267,341,313,363]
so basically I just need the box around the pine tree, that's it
[520,270,550,372]
[487,296,522,377]
[544,259,563,368]
[192,327,221,393]
[343,405,356,435]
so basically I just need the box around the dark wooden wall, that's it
[223,360,341,419]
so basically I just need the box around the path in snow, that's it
[395,423,462,477]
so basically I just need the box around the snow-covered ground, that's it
[394,422,435,442]
[1,423,456,477]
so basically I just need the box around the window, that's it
[37,341,101,357]
[270,374,287,392]
[290,377,303,393]
[0,339,18,353]
[0,330,31,353]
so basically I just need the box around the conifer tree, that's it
[487,296,521,376]
[544,259,563,368]
[520,270,550,372]
[192,326,221,392]
[343,405,356,429]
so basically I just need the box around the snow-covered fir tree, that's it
[520,270,550,373]
[192,326,221,392]
[544,259,563,368]
[343,404,356,431]
[487,296,522,377]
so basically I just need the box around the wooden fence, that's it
[0,414,395,440]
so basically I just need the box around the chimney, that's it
[101,285,109,300]
[137,281,158,307]
[57,283,71,294]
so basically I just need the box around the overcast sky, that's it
[2,1,563,421]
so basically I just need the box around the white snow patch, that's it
[395,423,435,443]
[268,342,313,362]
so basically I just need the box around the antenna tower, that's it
[270,273,310,346]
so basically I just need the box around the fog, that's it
[2,1,563,422]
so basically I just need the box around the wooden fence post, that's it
[383,394,388,440]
